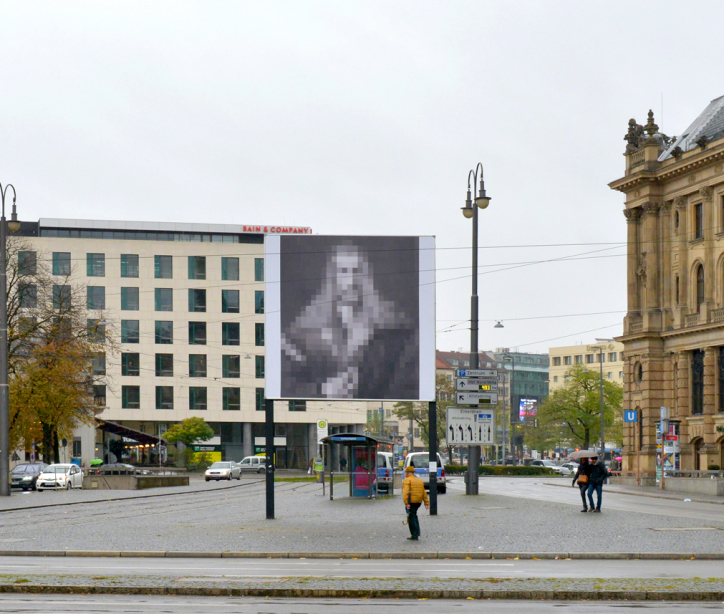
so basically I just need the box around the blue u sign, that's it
[624,410,638,423]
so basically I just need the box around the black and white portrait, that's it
[273,236,423,400]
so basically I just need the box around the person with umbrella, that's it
[587,454,609,513]
[571,457,591,512]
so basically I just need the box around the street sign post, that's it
[455,377,498,392]
[446,407,495,444]
[456,392,498,405]
[457,369,497,378]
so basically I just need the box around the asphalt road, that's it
[2,556,723,580]
[1,595,722,613]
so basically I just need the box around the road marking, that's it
[649,527,722,531]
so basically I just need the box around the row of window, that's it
[119,386,301,411]
[22,251,264,282]
[552,352,620,367]
[553,371,623,383]
[117,321,264,348]
[120,353,264,378]
[40,228,259,244]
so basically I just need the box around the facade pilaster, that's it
[660,201,673,324]
[642,201,661,329]
[624,207,641,317]
[704,347,717,416]
[674,196,688,325]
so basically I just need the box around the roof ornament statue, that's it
[624,118,645,152]
[644,110,659,142]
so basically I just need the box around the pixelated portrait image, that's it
[280,236,420,400]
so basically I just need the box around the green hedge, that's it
[443,465,557,476]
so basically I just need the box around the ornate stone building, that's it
[610,96,724,473]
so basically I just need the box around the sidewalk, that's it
[544,481,724,505]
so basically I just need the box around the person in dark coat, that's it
[587,455,609,512]
[571,457,591,512]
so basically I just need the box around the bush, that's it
[708,464,721,471]
[443,464,557,476]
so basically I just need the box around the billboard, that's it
[265,235,435,401]
[518,398,538,423]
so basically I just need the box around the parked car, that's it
[36,464,83,491]
[529,459,562,474]
[10,463,48,491]
[559,462,579,477]
[205,461,241,481]
[237,456,266,474]
[376,452,394,493]
[403,452,446,494]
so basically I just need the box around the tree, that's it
[392,375,453,449]
[537,364,623,450]
[163,417,214,447]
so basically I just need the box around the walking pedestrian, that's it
[571,457,591,512]
[402,465,429,541]
[587,455,608,512]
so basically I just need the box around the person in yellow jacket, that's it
[402,465,430,541]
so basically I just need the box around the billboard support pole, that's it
[428,401,438,515]
[265,399,275,520]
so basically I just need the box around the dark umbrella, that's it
[569,450,598,460]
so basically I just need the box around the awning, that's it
[96,419,167,446]
[319,433,394,446]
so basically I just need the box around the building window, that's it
[94,384,106,407]
[87,319,106,343]
[121,353,140,376]
[719,349,724,413]
[255,323,265,347]
[188,289,206,312]
[189,321,207,345]
[256,388,265,411]
[619,371,623,378]
[696,264,705,309]
[609,352,617,362]
[155,386,174,410]
[155,288,173,311]
[121,320,140,344]
[586,354,594,364]
[692,349,704,415]
[222,322,240,345]
[414,428,420,439]
[222,387,241,410]
[221,290,239,313]
[676,276,680,304]
[155,321,173,344]
[18,251,36,275]
[52,252,71,276]
[222,355,240,378]
[189,354,207,377]
[255,355,265,378]
[155,353,173,377]
[552,357,561,367]
[154,255,172,279]
[289,400,306,412]
[574,355,582,364]
[86,253,105,277]
[121,287,139,311]
[607,372,612,379]
[255,290,264,314]
[122,386,140,409]
[553,376,558,383]
[87,286,105,310]
[121,254,139,278]
[695,203,703,239]
[221,257,239,281]
[254,258,264,282]
[188,256,206,280]
[564,356,572,366]
[19,284,37,309]
[92,352,106,376]
[189,387,208,410]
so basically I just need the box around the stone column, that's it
[660,201,673,314]
[624,208,641,314]
[641,202,661,321]
[308,423,317,465]
[674,196,688,325]
[676,352,690,446]
[242,422,253,458]
[702,187,715,319]
[704,347,717,416]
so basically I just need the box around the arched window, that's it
[675,276,680,304]
[692,349,705,415]
[696,264,705,310]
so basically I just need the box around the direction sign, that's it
[623,410,638,423]
[456,392,498,405]
[456,377,498,392]
[457,369,497,378]
[446,407,495,444]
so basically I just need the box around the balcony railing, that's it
[629,321,643,333]
[712,308,724,323]
[685,313,700,327]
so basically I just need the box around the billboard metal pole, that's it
[428,400,438,515]
[265,398,275,519]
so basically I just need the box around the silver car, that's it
[204,461,241,481]
[237,456,266,474]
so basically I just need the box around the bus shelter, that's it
[320,433,393,500]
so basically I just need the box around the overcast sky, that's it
[2,1,722,354]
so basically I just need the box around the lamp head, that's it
[476,177,491,209]
[7,203,20,232]
[494,321,504,328]
[462,188,473,218]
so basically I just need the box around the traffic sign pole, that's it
[428,401,437,516]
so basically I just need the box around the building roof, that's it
[38,218,312,235]
[659,95,724,161]
[436,350,507,371]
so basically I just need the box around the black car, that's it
[10,463,49,491]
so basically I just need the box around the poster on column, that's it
[265,235,436,401]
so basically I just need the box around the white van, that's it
[376,452,394,492]
[403,452,446,494]
[238,456,266,473]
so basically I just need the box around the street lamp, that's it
[588,345,606,459]
[0,183,19,497]
[503,354,514,464]
[461,163,491,495]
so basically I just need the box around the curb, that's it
[0,584,721,600]
[543,481,724,506]
[0,550,720,560]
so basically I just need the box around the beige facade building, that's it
[610,96,724,473]
[548,342,624,391]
